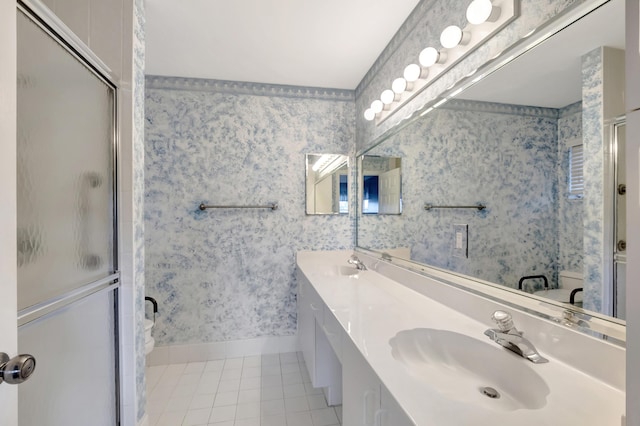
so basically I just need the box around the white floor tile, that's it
[237,389,261,404]
[224,357,244,370]
[241,366,261,378]
[281,363,300,374]
[261,414,286,426]
[148,356,343,426]
[279,352,299,364]
[205,360,225,372]
[286,411,313,426]
[239,376,261,390]
[304,382,323,395]
[283,383,306,398]
[233,417,260,426]
[156,410,186,426]
[261,375,282,388]
[184,362,207,374]
[179,373,202,386]
[261,399,285,417]
[172,383,199,399]
[243,356,261,367]
[282,371,303,385]
[311,407,339,426]
[307,394,328,410]
[183,407,212,426]
[235,402,260,420]
[209,405,236,423]
[260,386,284,401]
[197,380,220,395]
[221,368,242,381]
[214,391,239,407]
[261,364,282,376]
[285,395,309,413]
[166,396,193,412]
[190,393,216,410]
[218,379,241,392]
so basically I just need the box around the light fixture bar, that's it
[366,0,518,125]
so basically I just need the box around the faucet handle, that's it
[491,310,515,332]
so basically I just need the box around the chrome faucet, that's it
[347,254,368,271]
[484,310,548,364]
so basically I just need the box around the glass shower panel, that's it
[17,10,115,310]
[18,289,117,426]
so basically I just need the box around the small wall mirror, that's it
[360,155,402,214]
[305,154,349,215]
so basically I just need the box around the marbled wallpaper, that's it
[133,0,147,421]
[557,102,583,274]
[144,77,355,346]
[357,100,561,290]
[582,47,605,313]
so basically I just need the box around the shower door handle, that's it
[617,240,627,252]
[0,352,36,385]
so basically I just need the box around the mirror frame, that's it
[355,0,625,344]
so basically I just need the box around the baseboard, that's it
[146,335,300,366]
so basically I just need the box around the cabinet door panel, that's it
[380,385,414,426]
[342,340,380,426]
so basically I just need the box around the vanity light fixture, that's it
[419,47,445,67]
[466,0,501,25]
[364,108,376,121]
[440,25,470,49]
[312,154,333,172]
[392,77,408,94]
[403,63,427,82]
[364,0,517,125]
[381,89,396,105]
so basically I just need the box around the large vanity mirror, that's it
[357,0,626,326]
[306,154,349,215]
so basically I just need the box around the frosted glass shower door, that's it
[16,5,119,425]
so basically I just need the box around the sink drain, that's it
[480,386,500,399]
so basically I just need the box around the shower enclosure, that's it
[14,4,120,425]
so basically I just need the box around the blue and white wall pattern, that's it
[144,77,355,346]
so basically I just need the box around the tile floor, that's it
[146,352,343,426]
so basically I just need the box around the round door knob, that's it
[0,352,36,385]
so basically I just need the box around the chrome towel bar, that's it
[424,204,486,211]
[199,203,278,211]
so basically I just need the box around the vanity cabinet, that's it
[297,270,342,404]
[342,338,413,426]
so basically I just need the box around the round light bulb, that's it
[371,100,384,114]
[440,25,464,49]
[392,77,407,94]
[466,0,499,25]
[381,89,395,105]
[419,47,441,67]
[403,64,424,83]
[364,108,376,121]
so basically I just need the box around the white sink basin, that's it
[318,265,361,277]
[389,328,550,411]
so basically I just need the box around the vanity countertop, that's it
[296,250,625,426]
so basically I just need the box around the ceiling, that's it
[145,0,420,90]
[459,0,625,108]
